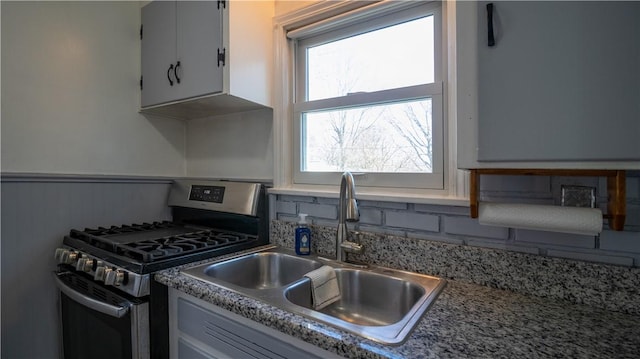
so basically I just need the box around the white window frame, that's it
[272,0,468,204]
[293,2,443,189]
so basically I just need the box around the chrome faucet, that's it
[336,172,363,262]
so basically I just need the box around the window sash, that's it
[293,93,444,189]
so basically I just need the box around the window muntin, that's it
[293,2,444,189]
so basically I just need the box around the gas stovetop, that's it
[67,221,257,264]
[62,221,261,274]
[55,180,269,297]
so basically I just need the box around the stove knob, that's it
[76,258,94,272]
[54,248,67,263]
[62,251,78,265]
[84,259,95,272]
[113,270,126,286]
[75,258,88,271]
[104,268,116,285]
[94,266,106,281]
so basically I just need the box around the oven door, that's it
[54,271,150,359]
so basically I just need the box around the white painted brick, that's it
[358,208,382,225]
[444,216,509,239]
[358,224,407,237]
[516,229,596,249]
[415,204,468,215]
[597,177,608,205]
[621,204,640,227]
[275,200,296,215]
[269,194,277,221]
[385,211,439,232]
[626,175,639,199]
[277,214,297,222]
[479,196,553,205]
[316,197,339,205]
[599,230,640,253]
[546,249,634,267]
[277,195,314,203]
[314,218,337,228]
[480,175,551,194]
[299,202,337,219]
[358,200,407,210]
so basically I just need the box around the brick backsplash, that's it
[271,173,640,267]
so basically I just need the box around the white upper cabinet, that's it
[457,1,640,169]
[140,1,273,120]
[141,1,223,108]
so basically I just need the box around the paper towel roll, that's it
[478,202,603,236]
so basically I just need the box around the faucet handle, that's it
[340,240,364,255]
[342,231,365,255]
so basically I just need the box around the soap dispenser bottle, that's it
[295,213,311,255]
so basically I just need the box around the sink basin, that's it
[284,267,444,344]
[183,251,323,290]
[285,268,425,326]
[181,247,445,345]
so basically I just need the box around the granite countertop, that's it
[155,246,640,359]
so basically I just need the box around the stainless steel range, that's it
[53,180,269,359]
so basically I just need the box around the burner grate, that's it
[68,222,257,263]
[82,221,178,236]
[117,229,255,262]
[70,221,181,253]
[117,230,256,262]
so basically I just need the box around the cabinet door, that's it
[174,1,224,102]
[169,290,341,359]
[141,1,177,107]
[476,1,640,162]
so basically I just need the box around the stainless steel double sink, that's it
[182,246,446,345]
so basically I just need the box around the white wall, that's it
[275,0,317,16]
[186,109,273,180]
[1,1,186,177]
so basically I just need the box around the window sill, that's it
[268,184,469,207]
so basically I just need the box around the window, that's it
[291,2,444,189]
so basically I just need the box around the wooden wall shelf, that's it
[469,169,626,231]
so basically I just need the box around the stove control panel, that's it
[189,185,225,203]
[54,247,150,297]
[169,180,262,216]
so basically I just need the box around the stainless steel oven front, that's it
[54,271,150,359]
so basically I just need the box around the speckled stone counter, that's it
[156,245,640,359]
[271,220,640,315]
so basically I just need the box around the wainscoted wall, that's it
[1,176,173,359]
[271,172,640,267]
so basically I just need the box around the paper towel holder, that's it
[469,169,626,231]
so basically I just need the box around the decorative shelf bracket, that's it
[469,169,626,231]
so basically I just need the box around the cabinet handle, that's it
[167,64,174,86]
[487,3,496,47]
[174,61,181,84]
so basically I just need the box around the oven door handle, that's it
[53,273,131,318]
